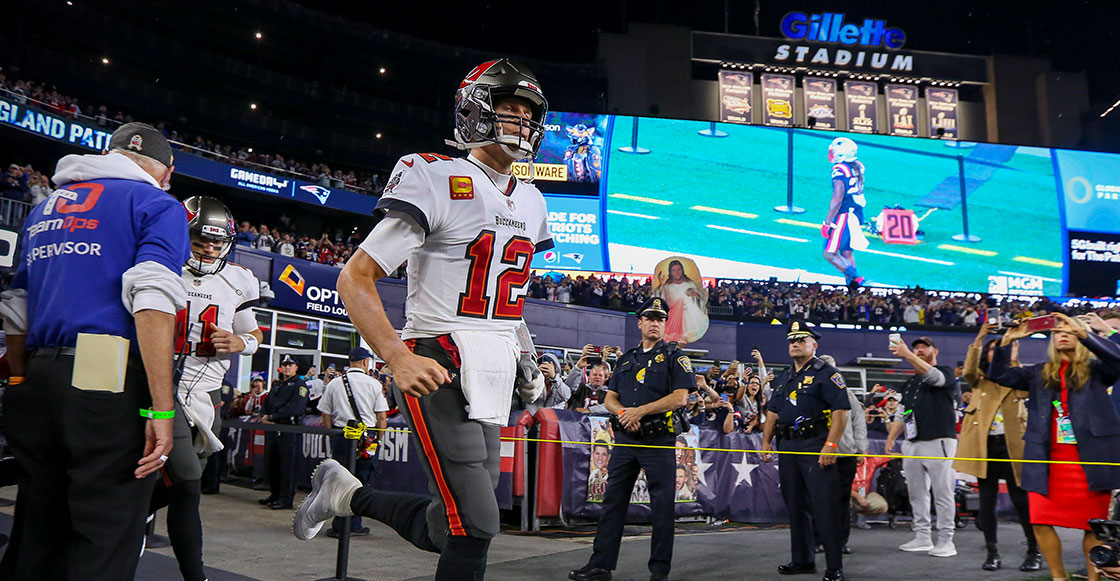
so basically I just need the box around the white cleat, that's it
[293,459,361,541]
[899,535,934,552]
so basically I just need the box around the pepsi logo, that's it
[543,251,557,263]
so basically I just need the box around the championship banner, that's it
[802,77,838,130]
[927,87,960,139]
[885,84,919,137]
[843,81,878,134]
[717,70,754,124]
[761,74,795,127]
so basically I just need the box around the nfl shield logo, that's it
[129,134,143,151]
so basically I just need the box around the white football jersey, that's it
[362,153,553,340]
[176,262,262,393]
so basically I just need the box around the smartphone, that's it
[1026,314,1058,332]
[591,345,603,354]
[888,333,902,347]
[587,356,603,367]
[986,307,1001,329]
[721,393,729,403]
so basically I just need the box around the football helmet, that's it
[183,195,236,275]
[828,137,858,163]
[451,58,548,160]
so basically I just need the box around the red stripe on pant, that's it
[827,213,847,254]
[403,338,468,537]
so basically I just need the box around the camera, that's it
[1090,519,1120,568]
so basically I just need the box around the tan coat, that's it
[953,343,1028,484]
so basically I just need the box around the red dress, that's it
[1028,361,1111,530]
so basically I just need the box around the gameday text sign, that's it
[843,81,878,134]
[885,84,919,137]
[718,70,754,124]
[927,87,959,139]
[761,74,795,127]
[803,77,838,130]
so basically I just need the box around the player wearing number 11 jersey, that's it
[157,195,262,581]
[294,58,553,580]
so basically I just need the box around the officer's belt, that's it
[775,418,830,440]
[29,347,77,358]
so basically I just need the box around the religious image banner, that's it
[885,84,919,137]
[803,77,838,130]
[717,70,753,124]
[843,80,878,134]
[761,73,795,127]
[927,87,959,139]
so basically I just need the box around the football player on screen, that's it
[821,137,868,289]
[294,58,553,580]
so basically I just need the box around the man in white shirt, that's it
[317,347,388,537]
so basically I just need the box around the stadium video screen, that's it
[529,111,1117,297]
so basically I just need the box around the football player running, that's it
[294,59,553,580]
[821,137,868,289]
[152,196,262,581]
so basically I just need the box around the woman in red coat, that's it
[991,313,1120,581]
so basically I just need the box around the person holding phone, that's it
[991,313,1120,581]
[953,321,1039,572]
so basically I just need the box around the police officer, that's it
[761,319,851,581]
[259,355,309,509]
[570,297,694,581]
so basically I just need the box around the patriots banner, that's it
[886,84,919,137]
[761,74,796,127]
[803,77,838,131]
[717,70,754,125]
[927,87,960,139]
[843,81,878,134]
[539,193,606,271]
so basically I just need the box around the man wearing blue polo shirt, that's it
[0,122,190,581]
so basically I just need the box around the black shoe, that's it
[822,569,844,581]
[568,565,611,581]
[145,533,170,549]
[650,574,668,581]
[842,545,852,555]
[1071,567,1089,580]
[778,563,817,575]
[1019,548,1042,572]
[268,500,293,510]
[982,542,1001,571]
[815,544,824,554]
[258,496,277,505]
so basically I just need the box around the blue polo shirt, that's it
[10,177,190,349]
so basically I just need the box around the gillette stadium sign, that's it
[775,11,913,72]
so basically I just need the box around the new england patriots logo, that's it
[299,185,332,204]
[562,252,584,264]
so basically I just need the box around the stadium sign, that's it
[771,11,912,73]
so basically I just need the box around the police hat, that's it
[786,318,821,340]
[348,347,373,362]
[109,122,174,168]
[637,297,669,319]
[279,355,298,366]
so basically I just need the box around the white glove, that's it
[515,353,544,404]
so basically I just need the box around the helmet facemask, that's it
[187,225,234,276]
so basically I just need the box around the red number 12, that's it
[457,231,534,320]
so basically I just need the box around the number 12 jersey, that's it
[360,153,553,340]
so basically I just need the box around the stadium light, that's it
[255,31,263,40]
[379,67,386,74]
[375,133,382,139]
[250,103,257,110]
[101,57,110,65]
[247,148,253,153]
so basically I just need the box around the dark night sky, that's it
[315,0,1120,109]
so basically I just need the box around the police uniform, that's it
[576,297,694,581]
[767,320,850,580]
[262,356,309,509]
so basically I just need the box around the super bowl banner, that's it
[885,84,919,137]
[843,80,879,134]
[927,87,960,139]
[802,77,838,130]
[717,70,754,125]
[269,254,347,319]
[761,74,795,127]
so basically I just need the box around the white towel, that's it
[449,330,519,426]
[179,388,224,456]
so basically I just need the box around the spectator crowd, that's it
[0,67,386,195]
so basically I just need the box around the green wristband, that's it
[139,408,175,420]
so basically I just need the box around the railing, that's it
[0,198,34,230]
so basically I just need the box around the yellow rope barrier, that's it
[362,426,1120,467]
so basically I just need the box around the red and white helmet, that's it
[451,58,548,160]
[828,137,858,163]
